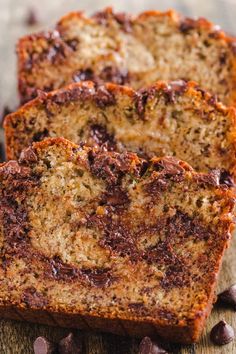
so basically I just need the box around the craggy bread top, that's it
[17,8,236,105]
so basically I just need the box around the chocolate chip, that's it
[25,8,39,26]
[50,256,79,281]
[163,81,187,104]
[33,336,56,354]
[179,19,196,33]
[0,161,22,175]
[22,287,48,308]
[219,52,227,65]
[135,87,156,119]
[58,333,82,354]
[19,147,38,164]
[210,320,234,345]
[90,124,117,150]
[139,337,168,354]
[219,170,234,188]
[92,9,132,33]
[95,86,116,108]
[73,69,95,83]
[218,284,236,310]
[65,38,79,51]
[114,12,132,33]
[32,128,49,142]
[80,267,113,288]
[100,66,130,85]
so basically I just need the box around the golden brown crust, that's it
[17,8,236,105]
[0,137,235,344]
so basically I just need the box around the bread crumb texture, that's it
[17,8,236,105]
[5,81,236,183]
[0,138,234,343]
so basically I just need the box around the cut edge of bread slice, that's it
[17,7,236,105]
[0,137,235,343]
[4,80,236,184]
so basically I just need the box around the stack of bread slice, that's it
[1,8,236,344]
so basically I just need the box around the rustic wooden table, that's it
[0,0,236,353]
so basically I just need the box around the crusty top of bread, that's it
[0,137,234,343]
[17,8,236,105]
[4,80,236,184]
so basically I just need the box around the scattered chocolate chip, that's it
[90,124,116,150]
[0,160,22,175]
[58,333,82,354]
[100,66,130,85]
[37,90,48,100]
[92,9,132,33]
[19,147,38,164]
[65,38,79,51]
[163,80,187,104]
[50,256,79,281]
[114,12,132,33]
[32,128,49,142]
[219,170,234,188]
[80,267,113,288]
[22,287,48,308]
[103,187,129,207]
[73,69,95,83]
[25,8,39,26]
[33,336,56,354]
[210,320,234,345]
[218,284,236,310]
[219,52,227,65]
[208,28,222,39]
[179,19,196,33]
[135,87,156,119]
[94,86,116,108]
[139,337,168,354]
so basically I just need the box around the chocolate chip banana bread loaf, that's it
[0,138,234,343]
[4,81,236,183]
[17,8,236,105]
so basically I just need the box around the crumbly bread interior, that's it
[5,82,236,181]
[18,9,236,104]
[0,138,234,342]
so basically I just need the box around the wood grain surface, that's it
[0,0,236,353]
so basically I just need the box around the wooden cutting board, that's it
[0,0,235,352]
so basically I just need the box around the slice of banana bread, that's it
[4,81,236,183]
[0,138,234,343]
[17,8,236,105]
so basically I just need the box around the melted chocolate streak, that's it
[0,152,226,293]
[0,158,118,289]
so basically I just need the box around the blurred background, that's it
[1,0,236,109]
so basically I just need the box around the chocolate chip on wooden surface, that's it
[218,284,236,310]
[33,336,56,354]
[210,320,234,345]
[139,336,168,354]
[58,332,82,354]
[25,8,39,26]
